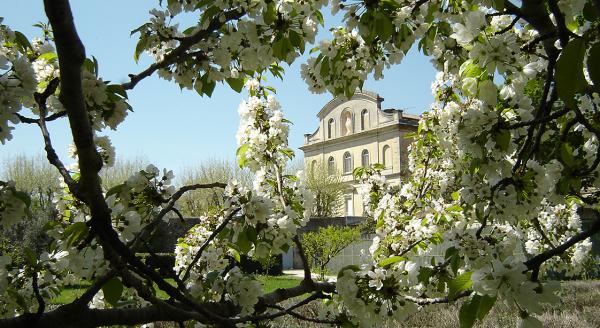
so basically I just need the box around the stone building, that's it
[299,90,419,217]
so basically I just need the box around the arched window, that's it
[343,152,353,173]
[328,156,335,175]
[360,109,368,130]
[361,149,369,167]
[327,118,334,139]
[382,145,391,168]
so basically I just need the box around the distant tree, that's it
[178,158,253,216]
[0,154,59,264]
[302,226,361,280]
[99,156,148,190]
[305,161,345,217]
[1,154,60,213]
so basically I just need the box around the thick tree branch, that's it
[44,2,231,325]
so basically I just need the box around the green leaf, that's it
[134,37,148,63]
[83,58,97,76]
[314,10,324,26]
[272,36,292,61]
[445,247,460,275]
[226,77,245,93]
[204,270,220,286]
[280,148,295,159]
[38,52,58,62]
[106,84,127,99]
[494,129,511,151]
[289,30,303,51]
[587,42,600,91]
[560,143,576,168]
[555,38,586,109]
[477,294,497,320]
[319,56,330,78]
[203,79,216,97]
[446,204,463,212]
[102,277,123,307]
[236,230,253,253]
[236,144,249,168]
[14,31,32,52]
[374,12,394,42]
[92,56,99,77]
[263,2,277,25]
[459,60,485,78]
[378,255,405,268]
[24,248,37,266]
[451,191,460,201]
[63,222,89,247]
[448,271,473,300]
[459,294,481,328]
[105,183,124,197]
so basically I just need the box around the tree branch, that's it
[404,290,472,305]
[32,271,45,318]
[122,10,244,90]
[180,207,240,282]
[525,217,600,274]
[242,291,332,323]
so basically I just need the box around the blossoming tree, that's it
[1,0,599,327]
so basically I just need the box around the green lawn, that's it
[52,275,301,305]
[256,274,302,293]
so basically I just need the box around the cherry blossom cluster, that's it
[235,79,291,171]
[0,181,27,228]
[0,20,36,144]
[135,0,324,93]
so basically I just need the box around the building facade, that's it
[299,91,419,217]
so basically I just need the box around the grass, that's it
[51,275,301,305]
[256,274,302,293]
[274,280,600,328]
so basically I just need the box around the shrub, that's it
[302,226,361,280]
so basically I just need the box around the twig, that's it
[180,208,240,282]
[15,111,66,124]
[404,290,472,305]
[128,181,226,249]
[500,107,569,129]
[238,292,330,323]
[494,15,520,35]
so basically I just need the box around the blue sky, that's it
[2,1,436,173]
